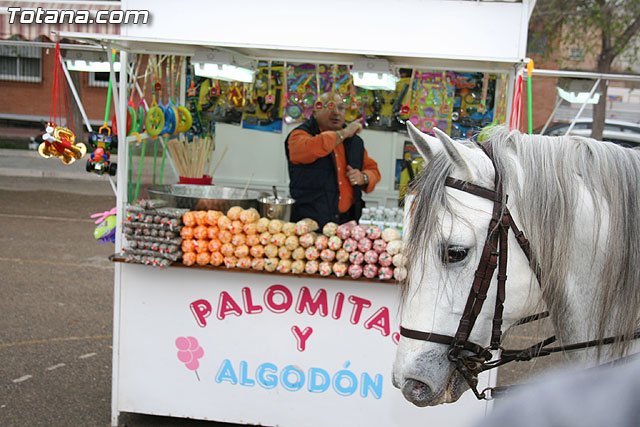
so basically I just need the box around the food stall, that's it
[57,0,535,425]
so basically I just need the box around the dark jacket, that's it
[285,117,365,227]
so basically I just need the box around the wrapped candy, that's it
[207,225,220,240]
[256,217,271,233]
[336,221,357,240]
[358,238,372,253]
[182,252,196,266]
[239,208,260,224]
[284,235,300,251]
[182,211,196,227]
[378,266,394,281]
[348,263,363,279]
[335,248,349,263]
[217,215,232,231]
[365,225,382,240]
[195,239,208,254]
[196,252,211,266]
[282,222,297,236]
[270,232,287,247]
[342,238,358,252]
[243,222,258,235]
[264,244,279,258]
[277,259,292,274]
[234,244,250,258]
[218,230,233,244]
[207,238,222,253]
[393,253,407,268]
[220,243,235,257]
[210,252,224,266]
[229,220,243,234]
[193,225,208,240]
[320,249,336,262]
[268,219,285,234]
[194,211,207,226]
[246,233,260,247]
[322,222,339,237]
[226,206,243,221]
[394,267,408,281]
[250,244,265,258]
[251,257,265,271]
[319,262,333,277]
[332,262,348,277]
[291,260,306,274]
[236,256,252,269]
[181,239,195,253]
[372,239,387,254]
[378,252,393,267]
[278,246,292,260]
[315,235,329,250]
[264,257,279,272]
[363,263,378,279]
[352,225,368,241]
[223,256,238,268]
[386,240,403,255]
[231,233,246,247]
[305,246,320,261]
[382,227,402,242]
[328,235,342,251]
[180,226,194,240]
[295,218,319,236]
[259,231,272,246]
[364,250,379,265]
[205,210,222,226]
[292,247,306,260]
[299,232,317,248]
[305,260,319,274]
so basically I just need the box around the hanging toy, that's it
[42,41,87,165]
[91,207,117,244]
[145,56,165,137]
[174,57,193,133]
[265,60,275,104]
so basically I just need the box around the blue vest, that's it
[285,117,365,227]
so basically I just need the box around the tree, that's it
[529,0,640,139]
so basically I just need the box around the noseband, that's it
[399,143,640,400]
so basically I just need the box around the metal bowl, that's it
[258,196,296,221]
[147,184,265,211]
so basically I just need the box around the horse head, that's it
[392,123,543,406]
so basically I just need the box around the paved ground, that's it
[0,149,567,426]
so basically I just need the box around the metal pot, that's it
[258,196,295,221]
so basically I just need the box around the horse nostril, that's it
[401,379,435,407]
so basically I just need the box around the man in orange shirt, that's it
[285,92,381,226]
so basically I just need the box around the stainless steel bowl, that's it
[258,195,296,221]
[147,184,265,211]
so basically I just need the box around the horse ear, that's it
[432,127,474,179]
[406,121,440,161]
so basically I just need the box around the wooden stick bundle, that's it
[167,136,215,178]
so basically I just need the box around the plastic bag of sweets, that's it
[226,206,243,221]
[381,227,402,242]
[270,232,287,247]
[315,235,329,250]
[299,232,317,248]
[223,256,238,268]
[194,211,207,226]
[196,252,211,266]
[319,261,333,277]
[180,226,194,240]
[220,243,235,257]
[365,224,382,240]
[249,244,265,258]
[210,251,224,267]
[182,211,197,227]
[259,231,272,246]
[394,267,407,281]
[295,218,319,236]
[357,238,372,253]
[239,208,260,224]
[378,251,393,267]
[234,244,250,258]
[363,263,378,279]
[251,257,265,271]
[363,250,379,265]
[264,244,279,258]
[277,259,292,274]
[182,252,196,266]
[229,220,243,234]
[336,220,357,240]
[207,225,220,240]
[335,248,349,263]
[378,266,394,281]
[256,217,270,233]
[292,247,306,260]
[322,221,339,237]
[320,248,335,262]
[284,235,300,251]
[278,246,292,260]
[305,260,319,275]
[386,240,403,255]
[282,222,297,237]
[246,233,260,247]
[264,257,279,272]
[207,238,222,253]
[231,233,246,247]
[236,256,252,269]
[243,222,258,236]
[342,238,358,252]
[351,224,368,241]
[305,246,320,261]
[348,263,363,279]
[268,219,285,234]
[332,262,348,277]
[291,259,306,274]
[372,239,387,254]
[328,235,342,251]
[205,210,223,226]
[349,251,364,265]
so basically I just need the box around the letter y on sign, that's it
[291,326,314,352]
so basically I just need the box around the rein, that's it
[400,143,640,400]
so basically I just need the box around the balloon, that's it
[185,359,200,371]
[187,336,199,350]
[192,346,204,359]
[175,336,190,350]
[177,350,193,364]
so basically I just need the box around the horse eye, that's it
[442,246,469,264]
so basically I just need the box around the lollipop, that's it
[251,257,265,271]
[305,260,319,274]
[382,227,402,242]
[320,248,336,262]
[291,260,306,274]
[277,259,292,274]
[332,262,348,277]
[264,257,279,272]
[378,266,394,281]
[207,238,222,253]
[358,238,372,253]
[322,222,339,237]
[220,243,235,257]
[328,235,342,251]
[259,231,272,246]
[319,262,333,277]
[264,244,279,258]
[182,211,196,227]
[180,226,194,240]
[234,244,250,258]
[348,263,363,279]
[364,250,379,265]
[284,235,300,251]
[365,225,382,240]
[226,206,243,221]
[256,217,271,233]
[246,233,260,247]
[249,244,265,258]
[363,263,378,279]
[207,225,220,240]
[335,248,349,263]
[282,222,297,236]
[394,267,408,281]
[378,251,393,267]
[342,238,358,252]
[205,251,221,266]
[352,225,368,241]
[299,232,317,248]
[196,252,211,266]
[292,247,306,260]
[386,240,403,255]
[305,246,320,261]
[372,239,387,254]
[182,252,196,266]
[315,235,329,250]
[349,251,364,265]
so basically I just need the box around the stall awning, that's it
[0,1,120,40]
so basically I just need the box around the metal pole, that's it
[59,55,93,133]
[565,78,601,136]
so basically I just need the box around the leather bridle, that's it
[399,143,640,400]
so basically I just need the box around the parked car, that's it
[543,119,640,148]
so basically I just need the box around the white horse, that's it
[393,122,640,407]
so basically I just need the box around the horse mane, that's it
[405,126,640,357]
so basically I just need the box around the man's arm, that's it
[361,149,381,193]
[288,129,340,164]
